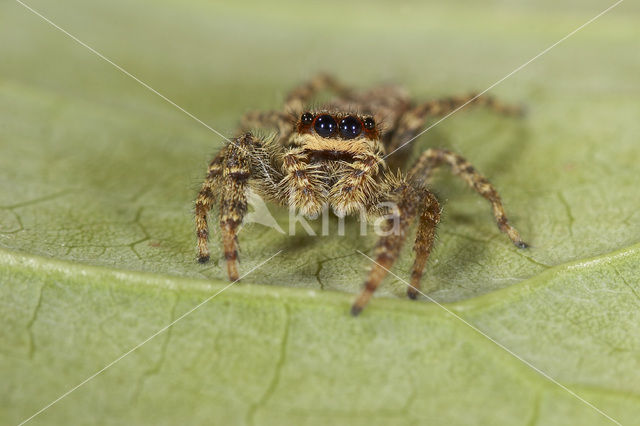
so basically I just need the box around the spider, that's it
[195,73,528,315]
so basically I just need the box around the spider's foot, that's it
[515,240,529,249]
[197,254,210,264]
[407,287,419,300]
[514,104,528,118]
[350,304,363,317]
[226,262,240,282]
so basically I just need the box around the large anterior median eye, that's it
[314,114,337,137]
[339,116,362,139]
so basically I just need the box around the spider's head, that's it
[291,111,382,157]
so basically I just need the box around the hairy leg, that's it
[407,190,441,299]
[195,148,226,263]
[218,133,257,281]
[284,73,354,113]
[240,110,293,140]
[351,181,419,316]
[388,94,524,154]
[409,148,527,248]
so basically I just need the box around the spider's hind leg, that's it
[409,148,528,248]
[388,93,524,155]
[284,73,354,113]
[412,93,524,120]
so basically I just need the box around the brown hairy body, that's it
[195,74,527,315]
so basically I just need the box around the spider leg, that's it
[218,133,256,281]
[414,93,523,118]
[388,93,524,154]
[409,148,528,248]
[195,133,258,279]
[240,110,293,140]
[284,73,354,113]
[407,190,441,300]
[195,148,226,263]
[351,181,419,316]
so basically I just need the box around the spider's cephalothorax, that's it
[283,111,386,218]
[195,74,528,315]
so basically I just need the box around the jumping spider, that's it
[195,74,528,315]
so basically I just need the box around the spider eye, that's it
[314,114,337,137]
[301,112,314,124]
[339,116,362,139]
[363,117,375,130]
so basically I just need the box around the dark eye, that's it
[363,117,375,130]
[339,116,362,139]
[301,112,314,124]
[314,114,337,137]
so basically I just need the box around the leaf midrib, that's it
[2,241,639,317]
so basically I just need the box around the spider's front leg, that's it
[410,148,528,248]
[195,148,226,264]
[219,135,255,281]
[195,133,258,281]
[351,181,440,315]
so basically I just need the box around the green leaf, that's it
[1,0,639,425]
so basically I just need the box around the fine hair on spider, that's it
[195,73,528,315]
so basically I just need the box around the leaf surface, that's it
[1,1,639,424]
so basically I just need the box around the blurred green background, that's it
[1,0,639,425]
